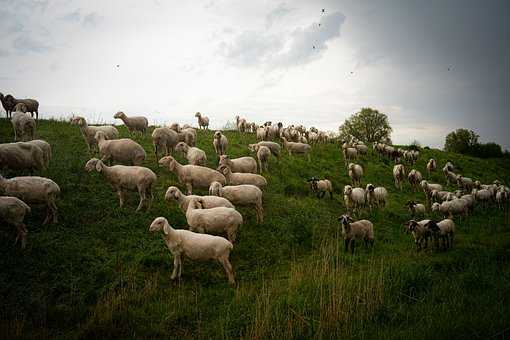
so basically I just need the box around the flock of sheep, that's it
[1,100,509,284]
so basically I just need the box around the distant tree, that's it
[409,140,421,151]
[444,129,479,154]
[470,142,503,158]
[338,108,392,143]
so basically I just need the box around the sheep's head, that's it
[366,184,375,192]
[94,131,107,142]
[195,112,201,118]
[165,186,182,201]
[218,165,231,176]
[209,181,222,196]
[84,158,102,172]
[159,156,176,170]
[407,220,419,232]
[420,180,428,189]
[248,144,256,152]
[113,111,125,119]
[431,202,440,212]
[218,155,230,166]
[14,103,27,113]
[307,177,318,191]
[405,200,416,209]
[424,220,440,233]
[337,214,353,227]
[174,142,188,153]
[149,217,171,234]
[348,163,355,170]
[343,185,353,195]
[213,131,222,139]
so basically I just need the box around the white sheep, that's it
[307,177,333,199]
[159,156,226,194]
[0,196,31,249]
[348,163,363,187]
[253,145,271,173]
[249,141,281,159]
[175,142,207,166]
[11,110,36,141]
[185,197,243,243]
[0,142,44,174]
[456,175,474,193]
[70,116,119,153]
[281,137,311,161]
[235,115,247,132]
[95,131,146,166]
[365,184,388,210]
[421,180,443,203]
[256,126,268,141]
[218,155,257,174]
[213,131,229,156]
[431,190,451,203]
[165,186,234,212]
[393,164,406,190]
[405,219,432,251]
[444,170,458,186]
[113,111,148,135]
[85,158,156,211]
[218,165,267,189]
[152,127,178,158]
[424,219,455,250]
[472,188,492,207]
[338,214,374,254]
[342,147,358,165]
[343,185,365,215]
[0,175,60,224]
[195,112,209,129]
[405,200,426,217]
[209,181,264,223]
[407,169,423,192]
[149,217,235,284]
[426,158,437,177]
[26,140,51,169]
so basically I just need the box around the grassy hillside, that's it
[1,118,510,339]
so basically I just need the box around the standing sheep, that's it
[0,196,31,249]
[4,94,39,120]
[307,177,333,199]
[114,111,148,135]
[421,180,444,205]
[175,142,207,166]
[0,93,15,118]
[195,112,209,129]
[165,186,234,212]
[405,219,432,251]
[152,127,178,158]
[0,142,44,174]
[251,145,271,173]
[249,141,281,159]
[405,200,426,217]
[426,158,437,177]
[219,165,267,189]
[408,169,423,192]
[209,181,264,223]
[149,217,235,284]
[70,116,119,154]
[365,184,388,210]
[393,164,406,191]
[25,140,52,169]
[342,147,358,166]
[281,137,311,161]
[213,131,229,156]
[95,131,146,166]
[11,107,36,141]
[218,155,257,174]
[348,163,363,187]
[424,219,455,250]
[338,214,374,254]
[343,185,366,215]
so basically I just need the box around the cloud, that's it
[218,11,345,69]
[83,12,102,27]
[12,34,52,54]
[59,9,82,22]
[265,3,295,29]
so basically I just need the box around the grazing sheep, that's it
[25,140,51,169]
[393,164,406,190]
[0,175,60,224]
[11,109,36,142]
[152,127,179,158]
[343,185,366,215]
[0,142,44,173]
[365,184,388,210]
[113,111,148,135]
[307,177,333,199]
[165,186,234,212]
[405,219,432,251]
[457,175,474,193]
[338,214,374,254]
[85,158,156,211]
[407,169,423,192]
[95,131,146,166]
[249,141,281,158]
[348,163,363,187]
[0,93,15,118]
[431,190,451,203]
[149,217,235,284]
[342,147,358,166]
[426,158,437,177]
[175,142,207,166]
[405,200,426,217]
[219,165,267,189]
[251,145,271,173]
[0,196,31,249]
[4,94,39,120]
[209,181,263,223]
[213,131,229,156]
[159,156,226,194]
[185,198,242,243]
[424,219,455,250]
[421,180,443,203]
[281,137,311,161]
[195,112,209,129]
[70,116,119,153]
[218,155,257,174]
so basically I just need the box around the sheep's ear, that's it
[95,160,102,172]
[163,221,171,235]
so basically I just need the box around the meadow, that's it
[1,118,510,339]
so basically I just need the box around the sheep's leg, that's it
[136,186,147,212]
[350,240,355,254]
[50,200,58,224]
[186,182,193,195]
[227,229,236,243]
[258,159,262,174]
[344,239,349,252]
[329,191,333,199]
[256,204,263,223]
[171,256,180,280]
[220,257,235,285]
[117,190,125,207]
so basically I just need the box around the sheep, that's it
[213,131,229,156]
[95,131,146,166]
[256,126,268,141]
[472,188,492,207]
[337,214,374,254]
[405,200,426,217]
[149,217,235,284]
[85,158,156,211]
[342,147,358,165]
[393,164,406,190]
[209,181,263,223]
[407,169,423,192]
[176,127,197,147]
[169,122,181,132]
[165,186,234,213]
[456,175,474,193]
[152,127,179,158]
[343,185,366,215]
[4,94,39,120]
[307,177,333,199]
[431,190,451,203]
[496,190,509,210]
[435,198,469,220]
[0,196,31,249]
[218,155,257,174]
[185,198,242,243]
[281,137,311,161]
[26,140,51,169]
[405,219,432,251]
[459,194,475,212]
[355,144,368,155]
[113,111,148,135]
[249,141,281,159]
[235,115,247,132]
[426,158,437,177]
[251,145,271,173]
[0,175,60,224]
[421,180,443,203]
[0,142,44,173]
[70,116,119,153]
[0,92,15,118]
[348,163,363,187]
[219,165,267,189]
[365,184,388,210]
[424,219,455,250]
[175,142,207,166]
[11,109,36,142]
[159,156,226,194]
[195,112,209,129]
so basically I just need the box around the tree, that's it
[444,129,479,154]
[338,108,392,143]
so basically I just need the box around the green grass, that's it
[1,119,510,339]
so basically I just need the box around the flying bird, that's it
[322,8,325,13]
[313,45,316,49]
[447,67,451,71]
[318,23,321,27]
[116,64,120,68]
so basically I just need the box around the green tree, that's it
[338,108,392,143]
[444,128,479,154]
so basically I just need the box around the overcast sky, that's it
[1,0,509,149]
